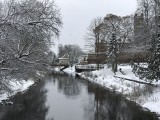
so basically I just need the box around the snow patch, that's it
[0,79,34,102]
[78,64,160,115]
[63,66,75,74]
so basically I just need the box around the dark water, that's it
[0,72,159,120]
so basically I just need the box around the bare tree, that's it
[84,17,103,53]
[58,44,83,65]
[0,0,62,82]
[84,14,134,70]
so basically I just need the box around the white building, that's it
[58,54,70,65]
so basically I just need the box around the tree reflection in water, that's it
[51,73,159,120]
[0,80,51,120]
[0,73,159,120]
[85,82,159,120]
[53,73,81,97]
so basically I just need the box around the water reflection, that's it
[57,75,80,97]
[48,72,81,97]
[0,72,159,120]
[86,83,159,120]
[0,80,51,120]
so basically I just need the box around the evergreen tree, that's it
[108,33,118,73]
[148,25,160,81]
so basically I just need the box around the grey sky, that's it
[53,0,137,53]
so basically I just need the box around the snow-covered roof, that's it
[58,54,69,60]
[61,54,69,58]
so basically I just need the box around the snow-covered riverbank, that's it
[0,79,34,103]
[64,64,160,115]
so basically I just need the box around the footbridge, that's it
[51,63,70,71]
[75,64,104,73]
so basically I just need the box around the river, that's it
[0,72,159,120]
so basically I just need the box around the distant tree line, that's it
[58,44,84,66]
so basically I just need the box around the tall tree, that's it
[108,33,118,73]
[132,0,160,81]
[103,14,122,42]
[84,17,103,53]
[102,14,134,53]
[0,0,62,81]
[148,0,160,80]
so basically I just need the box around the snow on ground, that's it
[142,88,160,114]
[79,64,146,94]
[0,79,34,102]
[72,64,160,115]
[63,66,75,74]
[54,67,60,72]
[52,66,75,74]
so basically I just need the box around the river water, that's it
[0,72,159,120]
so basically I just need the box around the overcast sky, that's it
[53,0,137,53]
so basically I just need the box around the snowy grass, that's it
[74,64,160,115]
[0,79,34,102]
[63,65,75,74]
